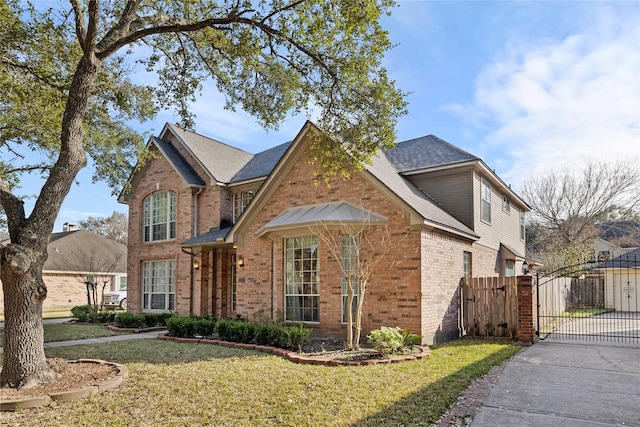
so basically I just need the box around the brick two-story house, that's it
[119,121,529,344]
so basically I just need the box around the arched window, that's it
[143,191,176,242]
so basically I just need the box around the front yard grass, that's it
[0,323,126,344]
[0,337,520,426]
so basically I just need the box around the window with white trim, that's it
[143,191,176,242]
[502,195,511,213]
[463,251,472,279]
[481,178,491,223]
[142,260,175,311]
[520,211,526,241]
[232,189,256,222]
[117,275,127,291]
[506,260,515,277]
[284,236,319,322]
[341,234,359,324]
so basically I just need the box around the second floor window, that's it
[520,211,526,241]
[232,190,256,222]
[481,178,491,224]
[143,191,176,242]
[502,195,511,213]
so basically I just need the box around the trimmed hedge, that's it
[166,315,311,351]
[115,312,171,329]
[70,305,116,323]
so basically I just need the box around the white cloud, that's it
[454,9,640,188]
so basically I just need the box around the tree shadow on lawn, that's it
[43,339,275,365]
[349,339,520,426]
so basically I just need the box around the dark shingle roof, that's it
[231,141,293,183]
[597,247,640,269]
[384,135,479,173]
[181,227,231,246]
[152,137,206,187]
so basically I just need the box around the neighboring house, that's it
[594,220,640,261]
[597,247,640,312]
[119,122,529,344]
[0,226,127,312]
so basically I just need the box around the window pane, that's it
[141,260,175,312]
[143,191,176,242]
[284,236,319,322]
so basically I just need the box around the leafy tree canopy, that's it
[0,0,407,389]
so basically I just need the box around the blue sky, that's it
[17,1,640,232]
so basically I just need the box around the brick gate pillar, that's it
[517,275,535,344]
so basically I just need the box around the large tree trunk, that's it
[0,49,100,388]
[0,244,56,388]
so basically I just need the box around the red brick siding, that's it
[126,150,206,315]
[236,143,423,340]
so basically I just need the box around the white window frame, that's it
[143,191,176,242]
[506,260,516,277]
[341,234,359,324]
[284,236,319,322]
[142,259,175,311]
[520,211,526,241]
[502,195,511,213]
[481,177,492,224]
[463,251,472,279]
[232,189,256,222]
[117,274,127,291]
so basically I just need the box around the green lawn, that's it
[0,323,126,344]
[0,338,520,426]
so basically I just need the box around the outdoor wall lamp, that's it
[237,256,245,268]
[193,260,200,270]
[522,260,529,275]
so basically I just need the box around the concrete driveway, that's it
[471,340,640,426]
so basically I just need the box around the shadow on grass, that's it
[349,338,520,426]
[43,338,276,365]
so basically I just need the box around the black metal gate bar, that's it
[535,255,639,344]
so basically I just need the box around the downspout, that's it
[271,239,275,321]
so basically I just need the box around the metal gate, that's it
[536,255,640,343]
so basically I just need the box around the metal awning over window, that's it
[256,201,387,237]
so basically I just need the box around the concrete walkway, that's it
[0,319,163,354]
[471,340,640,426]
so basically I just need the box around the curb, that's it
[157,333,431,366]
[0,359,128,411]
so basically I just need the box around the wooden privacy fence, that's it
[462,277,518,338]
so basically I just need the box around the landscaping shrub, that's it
[194,317,216,337]
[255,323,288,347]
[215,319,234,341]
[115,312,146,328]
[166,316,195,337]
[71,305,91,322]
[71,305,116,323]
[367,326,404,355]
[229,321,257,343]
[166,315,216,338]
[285,325,311,351]
[90,310,116,324]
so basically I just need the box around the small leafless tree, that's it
[314,220,410,349]
[57,246,123,312]
[521,159,640,265]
